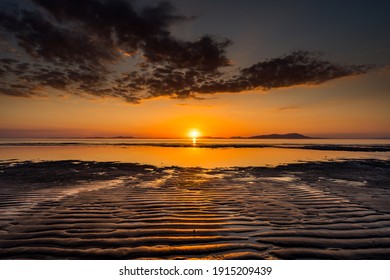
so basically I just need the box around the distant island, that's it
[232,133,313,139]
[84,136,134,139]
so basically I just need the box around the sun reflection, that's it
[189,129,200,145]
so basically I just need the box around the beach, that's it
[1,158,389,259]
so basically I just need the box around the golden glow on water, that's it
[1,145,389,168]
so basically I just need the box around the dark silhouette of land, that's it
[231,133,313,139]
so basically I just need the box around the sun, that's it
[188,129,201,144]
[189,129,200,138]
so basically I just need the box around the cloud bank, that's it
[0,0,372,103]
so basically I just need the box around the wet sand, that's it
[0,159,390,259]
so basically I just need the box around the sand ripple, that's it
[0,160,390,259]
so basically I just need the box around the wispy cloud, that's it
[175,103,214,108]
[277,106,301,111]
[0,0,373,103]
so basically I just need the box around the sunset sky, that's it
[0,0,389,138]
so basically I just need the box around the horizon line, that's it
[1,136,390,140]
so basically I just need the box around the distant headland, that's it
[231,133,314,139]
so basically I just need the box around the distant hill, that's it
[112,136,134,139]
[248,133,312,139]
[84,136,134,139]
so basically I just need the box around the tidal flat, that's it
[0,159,390,259]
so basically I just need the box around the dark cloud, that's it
[192,51,372,94]
[0,0,373,103]
[238,51,371,89]
[116,51,371,100]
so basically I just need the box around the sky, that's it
[0,0,389,138]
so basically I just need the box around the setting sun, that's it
[189,129,200,139]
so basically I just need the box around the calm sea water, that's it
[1,138,389,168]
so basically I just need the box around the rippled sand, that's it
[0,160,389,259]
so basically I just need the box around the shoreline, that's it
[1,142,390,152]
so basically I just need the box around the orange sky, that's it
[0,0,389,139]
[1,69,389,138]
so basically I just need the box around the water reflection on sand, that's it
[1,145,389,168]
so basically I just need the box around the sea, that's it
[1,138,389,168]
